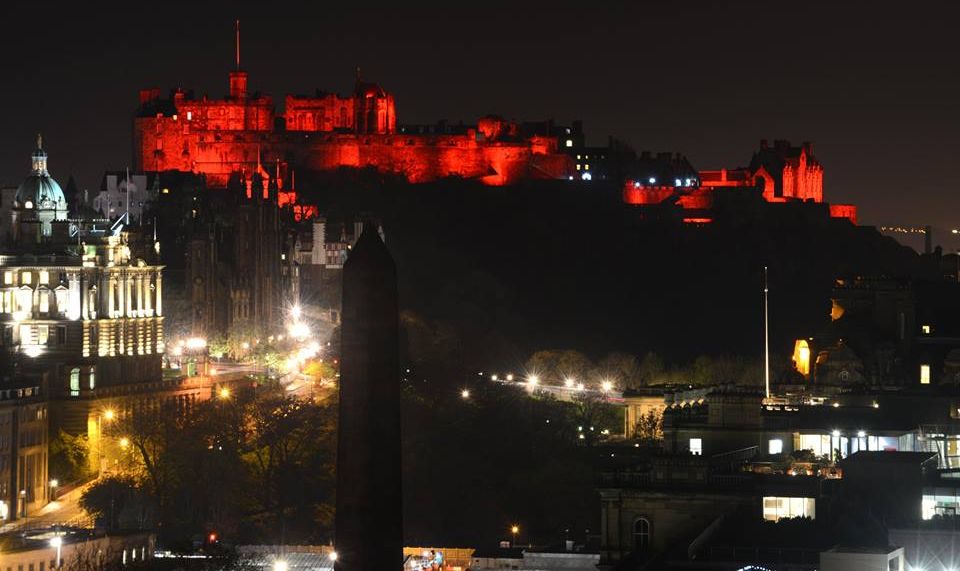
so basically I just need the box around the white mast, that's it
[764,265,770,400]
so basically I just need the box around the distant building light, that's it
[584,164,590,171]
[576,164,581,170]
[921,363,931,385]
[634,181,641,188]
[685,178,692,186]
[922,324,931,334]
[648,177,656,184]
[675,178,681,186]
[565,139,573,147]
[581,172,592,181]
[689,438,702,455]
[768,439,783,455]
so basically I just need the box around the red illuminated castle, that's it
[133,40,574,192]
[622,140,857,224]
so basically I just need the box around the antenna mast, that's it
[763,266,770,400]
[235,19,241,69]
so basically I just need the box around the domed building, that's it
[12,135,68,244]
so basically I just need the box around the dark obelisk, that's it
[336,227,402,571]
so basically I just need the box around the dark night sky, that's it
[2,1,958,233]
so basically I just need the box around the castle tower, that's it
[335,227,402,571]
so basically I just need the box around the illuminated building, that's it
[0,139,164,436]
[623,140,858,224]
[91,171,159,223]
[133,36,574,188]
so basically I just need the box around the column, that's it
[155,272,162,317]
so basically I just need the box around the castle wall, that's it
[134,118,572,187]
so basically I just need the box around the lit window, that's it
[674,178,681,186]
[69,368,80,397]
[584,164,590,171]
[36,325,48,345]
[576,164,581,171]
[89,370,96,390]
[581,172,592,181]
[921,364,931,385]
[689,438,702,455]
[922,324,931,334]
[763,497,815,521]
[768,438,783,455]
[3,272,11,285]
[39,293,48,313]
[565,139,573,147]
[38,271,48,285]
[186,111,192,121]
[20,272,31,285]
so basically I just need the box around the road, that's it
[0,482,93,533]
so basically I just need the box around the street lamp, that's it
[273,559,289,571]
[461,389,470,399]
[98,410,115,476]
[218,387,231,399]
[511,524,520,546]
[564,378,575,388]
[50,535,62,569]
[330,551,338,562]
[601,380,613,392]
[49,479,58,501]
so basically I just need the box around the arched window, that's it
[634,517,651,551]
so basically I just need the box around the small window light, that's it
[565,139,573,147]
[648,177,656,184]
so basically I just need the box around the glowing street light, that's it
[50,535,62,568]
[601,380,613,392]
[273,560,289,571]
[461,389,470,399]
[576,383,585,392]
[103,409,115,421]
[119,437,130,449]
[491,374,498,381]
[185,337,207,351]
[290,305,302,320]
[218,387,231,399]
[511,524,520,545]
[506,374,514,382]
[330,551,338,562]
[564,378,575,388]
[527,375,539,387]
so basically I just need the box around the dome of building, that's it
[15,134,65,210]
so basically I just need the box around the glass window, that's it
[69,368,80,397]
[38,271,48,285]
[19,273,30,285]
[36,326,48,346]
[690,438,703,455]
[38,293,48,313]
[88,370,95,391]
[633,518,650,551]
[921,364,931,385]
[763,497,815,521]
[2,272,10,285]
[769,439,783,455]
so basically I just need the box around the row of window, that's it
[2,271,67,287]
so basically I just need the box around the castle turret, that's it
[335,227,402,571]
